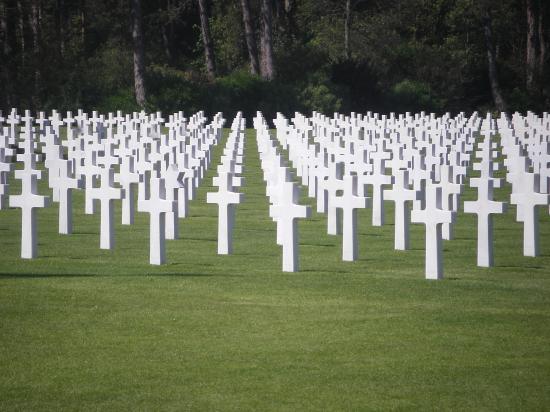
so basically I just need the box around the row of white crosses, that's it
[0,108,226,264]
[464,121,507,267]
[7,116,50,258]
[254,112,311,272]
[207,112,245,254]
[499,112,550,257]
[273,111,468,278]
[273,110,549,279]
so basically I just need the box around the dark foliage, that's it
[0,0,548,115]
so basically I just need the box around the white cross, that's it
[464,177,507,267]
[81,150,101,214]
[269,181,311,272]
[364,151,392,226]
[385,169,421,250]
[411,182,454,280]
[510,172,549,257]
[207,171,244,254]
[56,159,83,234]
[10,171,50,259]
[322,162,344,235]
[0,146,14,209]
[138,175,176,265]
[332,174,370,261]
[437,165,462,240]
[162,164,185,240]
[115,156,140,225]
[89,167,122,250]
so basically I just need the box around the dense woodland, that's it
[0,0,548,119]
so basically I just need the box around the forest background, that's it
[0,0,548,121]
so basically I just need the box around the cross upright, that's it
[437,165,462,240]
[162,164,185,240]
[385,168,421,250]
[0,146,14,209]
[10,170,50,259]
[56,159,84,234]
[6,110,20,143]
[89,166,122,250]
[115,155,140,225]
[364,149,392,226]
[82,149,101,214]
[510,172,549,257]
[411,182,454,280]
[269,181,311,272]
[138,176,176,265]
[321,161,344,235]
[207,171,244,254]
[464,176,506,267]
[333,174,370,261]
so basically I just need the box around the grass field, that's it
[1,128,550,410]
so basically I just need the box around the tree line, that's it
[0,0,548,119]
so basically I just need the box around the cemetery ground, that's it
[1,127,550,410]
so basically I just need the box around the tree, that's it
[30,0,41,107]
[260,0,275,80]
[344,0,366,60]
[482,7,507,112]
[240,0,259,75]
[131,0,146,108]
[526,0,547,96]
[344,0,351,60]
[198,0,216,80]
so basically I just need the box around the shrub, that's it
[389,79,444,113]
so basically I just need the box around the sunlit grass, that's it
[0,128,549,410]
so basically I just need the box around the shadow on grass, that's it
[0,272,229,278]
[0,273,99,279]
[180,237,217,242]
[496,264,544,270]
[300,243,335,247]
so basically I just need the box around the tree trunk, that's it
[161,25,172,62]
[284,0,293,13]
[260,0,275,80]
[56,0,65,57]
[131,0,146,108]
[538,0,546,77]
[197,0,215,81]
[240,0,259,75]
[482,8,507,112]
[80,0,85,44]
[1,0,10,57]
[1,0,11,107]
[526,0,538,91]
[161,0,172,62]
[344,0,351,60]
[16,0,25,64]
[30,0,40,107]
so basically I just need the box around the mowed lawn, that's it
[1,127,550,410]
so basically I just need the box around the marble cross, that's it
[333,174,370,261]
[56,159,83,234]
[163,164,185,240]
[269,181,311,272]
[411,182,454,280]
[89,167,122,249]
[115,156,140,225]
[510,172,549,257]
[438,165,462,240]
[464,177,507,267]
[10,171,50,259]
[138,175,176,265]
[207,172,244,254]
[385,169,421,250]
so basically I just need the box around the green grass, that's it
[1,128,550,410]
